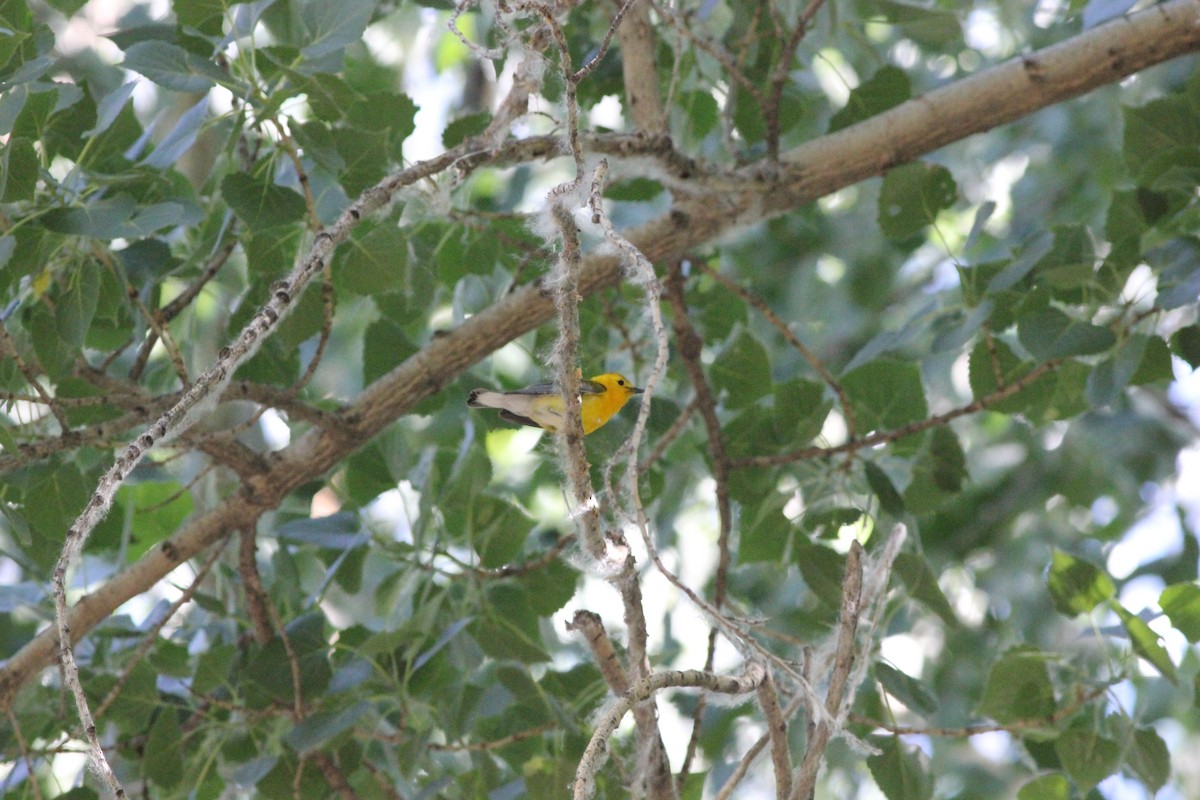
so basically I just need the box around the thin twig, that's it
[758,668,793,800]
[665,260,735,788]
[239,527,274,645]
[311,752,357,800]
[429,723,554,752]
[548,201,606,559]
[574,0,644,84]
[765,0,827,161]
[5,707,46,800]
[714,694,806,800]
[573,664,767,800]
[790,541,863,800]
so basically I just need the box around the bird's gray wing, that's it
[498,410,544,428]
[507,380,603,395]
[506,382,555,395]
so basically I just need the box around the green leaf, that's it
[122,40,227,92]
[1086,335,1144,407]
[286,701,372,753]
[517,557,579,616]
[470,494,535,568]
[1054,729,1120,792]
[865,461,906,515]
[680,89,719,139]
[1160,582,1200,642]
[711,330,771,409]
[724,406,776,460]
[144,709,184,789]
[177,0,226,36]
[244,614,332,704]
[801,506,863,539]
[29,303,75,380]
[277,513,365,550]
[1123,95,1200,188]
[274,281,324,348]
[829,65,911,132]
[55,262,101,348]
[1030,226,1095,299]
[334,220,409,295]
[977,649,1056,724]
[1126,726,1170,793]
[347,90,418,142]
[1130,335,1173,386]
[841,359,928,446]
[875,663,938,716]
[111,481,194,560]
[1016,773,1069,800]
[603,177,665,201]
[143,95,210,169]
[0,136,36,201]
[866,734,934,800]
[298,0,374,61]
[773,378,830,444]
[1046,550,1114,616]
[795,543,846,609]
[902,429,969,510]
[221,172,307,231]
[877,1,961,46]
[1112,601,1177,683]
[333,126,390,196]
[740,491,792,562]
[929,425,965,492]
[930,298,993,353]
[987,231,1055,294]
[693,279,748,339]
[193,644,237,696]
[344,443,396,507]
[1170,325,1200,368]
[1151,239,1200,310]
[439,447,492,537]
[362,317,418,385]
[442,111,490,148]
[1018,307,1116,361]
[42,195,136,239]
[878,162,957,240]
[894,552,956,625]
[474,584,549,663]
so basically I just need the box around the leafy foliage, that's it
[1,1,1199,799]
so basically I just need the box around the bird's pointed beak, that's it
[633,386,644,395]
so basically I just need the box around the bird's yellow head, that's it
[588,373,642,403]
[580,373,643,433]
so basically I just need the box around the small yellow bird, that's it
[467,373,643,434]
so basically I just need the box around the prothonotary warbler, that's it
[467,373,643,434]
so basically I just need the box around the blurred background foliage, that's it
[1,0,1200,798]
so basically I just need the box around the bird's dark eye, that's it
[617,380,625,386]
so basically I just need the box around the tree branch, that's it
[4,0,1198,711]
[573,664,767,800]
